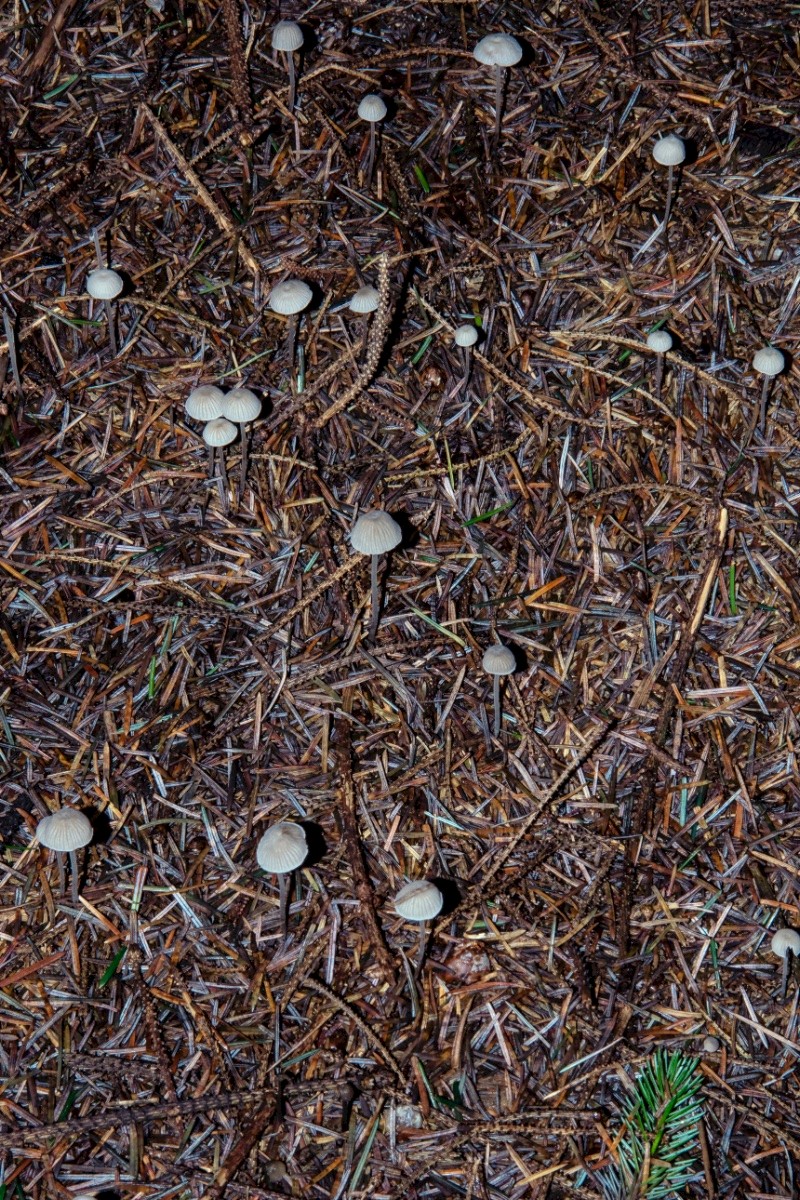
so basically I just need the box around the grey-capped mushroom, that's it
[203,418,237,509]
[752,345,785,436]
[473,33,522,144]
[37,807,93,906]
[269,279,313,381]
[186,385,225,422]
[222,388,261,497]
[646,329,673,401]
[394,879,444,922]
[771,927,800,959]
[652,135,686,247]
[702,1035,721,1054]
[257,821,309,934]
[454,323,479,393]
[357,94,387,186]
[350,509,402,642]
[271,20,304,112]
[482,642,516,736]
[349,285,380,315]
[87,268,124,356]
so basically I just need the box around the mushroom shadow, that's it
[388,510,420,552]
[298,820,327,868]
[86,805,114,846]
[432,877,461,917]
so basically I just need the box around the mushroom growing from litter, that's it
[752,345,785,433]
[185,385,225,422]
[203,417,237,509]
[348,285,380,315]
[482,642,516,736]
[646,328,673,402]
[702,1035,720,1054]
[652,134,686,246]
[271,20,304,113]
[394,879,444,922]
[350,509,402,642]
[473,33,523,145]
[357,93,387,186]
[268,278,313,383]
[37,806,93,907]
[257,820,309,934]
[454,323,479,392]
[222,387,261,497]
[771,926,800,998]
[86,268,124,356]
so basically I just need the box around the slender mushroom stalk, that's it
[257,821,308,936]
[771,927,800,1001]
[472,34,522,147]
[350,509,403,643]
[271,21,304,113]
[357,94,388,188]
[453,323,479,393]
[202,417,237,511]
[221,387,261,498]
[86,268,124,356]
[652,135,686,249]
[752,345,784,433]
[646,329,673,403]
[394,880,444,972]
[482,642,516,737]
[36,807,93,909]
[268,279,313,386]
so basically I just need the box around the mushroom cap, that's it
[394,879,444,922]
[646,329,673,354]
[702,1035,720,1053]
[652,135,686,166]
[473,33,523,67]
[454,324,479,348]
[482,643,516,676]
[348,285,380,314]
[350,509,403,555]
[186,385,226,421]
[256,821,308,874]
[752,346,784,377]
[271,20,303,52]
[37,807,93,852]
[357,94,388,123]
[86,268,124,300]
[268,279,313,315]
[202,417,238,447]
[771,927,800,958]
[222,388,261,423]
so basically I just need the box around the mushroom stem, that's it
[368,553,381,643]
[780,949,791,1001]
[278,872,290,937]
[208,445,216,483]
[462,346,473,393]
[759,376,772,433]
[493,66,505,144]
[103,300,117,357]
[56,853,66,899]
[286,52,297,113]
[493,675,502,737]
[414,922,429,974]
[365,124,376,187]
[662,164,676,247]
[653,357,664,404]
[239,423,248,498]
[286,314,299,381]
[69,850,80,909]
[218,447,229,512]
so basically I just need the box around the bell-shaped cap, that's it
[348,285,380,314]
[771,927,800,958]
[271,20,303,52]
[752,346,784,377]
[702,1035,720,1053]
[646,330,673,354]
[652,135,686,166]
[268,279,313,315]
[350,509,402,555]
[482,643,516,676]
[394,879,443,921]
[357,94,388,123]
[86,268,124,300]
[454,324,479,348]
[37,807,93,852]
[186,385,226,421]
[202,417,238,447]
[473,33,522,67]
[256,821,308,874]
[222,388,261,423]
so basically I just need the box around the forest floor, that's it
[2,1,800,1198]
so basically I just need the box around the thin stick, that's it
[1,310,21,391]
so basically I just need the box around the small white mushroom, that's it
[702,1035,721,1054]
[357,94,387,185]
[348,285,380,315]
[350,510,403,642]
[454,324,479,348]
[37,807,93,906]
[771,928,800,958]
[646,329,673,401]
[269,279,313,379]
[256,821,308,874]
[752,345,785,434]
[86,268,124,300]
[203,418,237,508]
[482,643,516,736]
[271,20,304,112]
[652,135,686,246]
[222,388,261,496]
[473,33,523,144]
[186,385,226,422]
[394,879,444,922]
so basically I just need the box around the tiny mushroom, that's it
[651,134,686,245]
[454,323,479,391]
[222,387,261,496]
[86,268,124,355]
[348,285,381,315]
[257,821,308,874]
[482,642,516,736]
[37,806,93,906]
[357,94,387,184]
[473,33,523,143]
[203,417,237,506]
[394,879,444,922]
[702,1035,721,1054]
[646,329,673,400]
[271,20,304,112]
[350,509,403,642]
[269,278,313,377]
[752,345,785,433]
[771,927,800,959]
[186,384,225,422]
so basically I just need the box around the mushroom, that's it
[271,20,304,113]
[482,642,516,736]
[752,345,784,433]
[268,278,313,384]
[652,134,686,247]
[771,926,800,998]
[472,33,523,145]
[86,268,124,356]
[257,821,309,934]
[394,879,444,921]
[348,285,380,315]
[357,93,387,186]
[350,509,402,642]
[646,328,673,402]
[221,387,261,496]
[185,385,226,422]
[203,417,238,509]
[702,1035,720,1054]
[37,806,93,907]
[454,323,479,392]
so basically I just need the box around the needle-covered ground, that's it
[2,2,800,1199]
